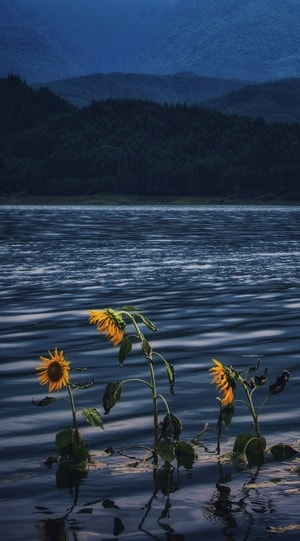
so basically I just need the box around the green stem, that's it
[67,384,80,445]
[121,311,160,447]
[241,381,264,459]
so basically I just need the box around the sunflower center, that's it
[47,361,64,382]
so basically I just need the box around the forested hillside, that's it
[1,75,300,200]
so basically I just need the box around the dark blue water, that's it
[1,205,300,541]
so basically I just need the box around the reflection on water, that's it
[1,205,300,540]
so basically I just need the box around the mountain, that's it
[34,74,300,124]
[1,0,300,83]
[34,72,249,108]
[203,79,300,124]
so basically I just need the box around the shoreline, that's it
[1,192,300,206]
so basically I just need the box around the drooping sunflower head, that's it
[89,308,126,346]
[209,358,236,407]
[36,348,70,392]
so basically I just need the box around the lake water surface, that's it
[1,205,300,540]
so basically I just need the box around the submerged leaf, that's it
[175,441,196,470]
[269,443,298,460]
[113,517,125,537]
[233,433,266,466]
[269,370,290,395]
[155,440,176,464]
[82,407,104,429]
[32,396,56,407]
[103,382,122,414]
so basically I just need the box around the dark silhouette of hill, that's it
[34,73,300,124]
[34,72,249,108]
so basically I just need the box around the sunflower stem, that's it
[67,384,80,445]
[122,311,160,454]
[240,380,264,459]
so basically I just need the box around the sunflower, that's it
[36,348,70,392]
[209,358,235,407]
[89,308,126,346]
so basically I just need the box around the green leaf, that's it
[269,444,298,460]
[141,335,152,358]
[55,428,73,453]
[121,305,140,312]
[161,413,182,441]
[138,313,157,332]
[233,433,266,466]
[219,403,235,429]
[82,407,104,429]
[155,440,176,463]
[70,380,94,390]
[163,360,175,394]
[118,336,132,366]
[103,382,122,414]
[175,441,196,470]
[32,396,56,407]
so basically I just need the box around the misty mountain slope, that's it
[1,0,300,83]
[35,72,249,108]
[138,0,300,81]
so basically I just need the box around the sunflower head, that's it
[89,308,126,346]
[209,358,236,407]
[36,348,70,392]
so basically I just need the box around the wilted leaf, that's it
[248,358,261,372]
[269,443,298,460]
[163,360,175,394]
[32,396,56,406]
[103,382,122,414]
[161,413,182,441]
[118,336,132,366]
[82,407,104,429]
[70,380,94,390]
[269,370,290,395]
[250,368,268,388]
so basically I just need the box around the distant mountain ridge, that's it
[34,72,249,107]
[34,73,300,124]
[1,0,300,83]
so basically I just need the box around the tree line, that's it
[1,74,300,199]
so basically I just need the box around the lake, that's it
[1,204,300,540]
